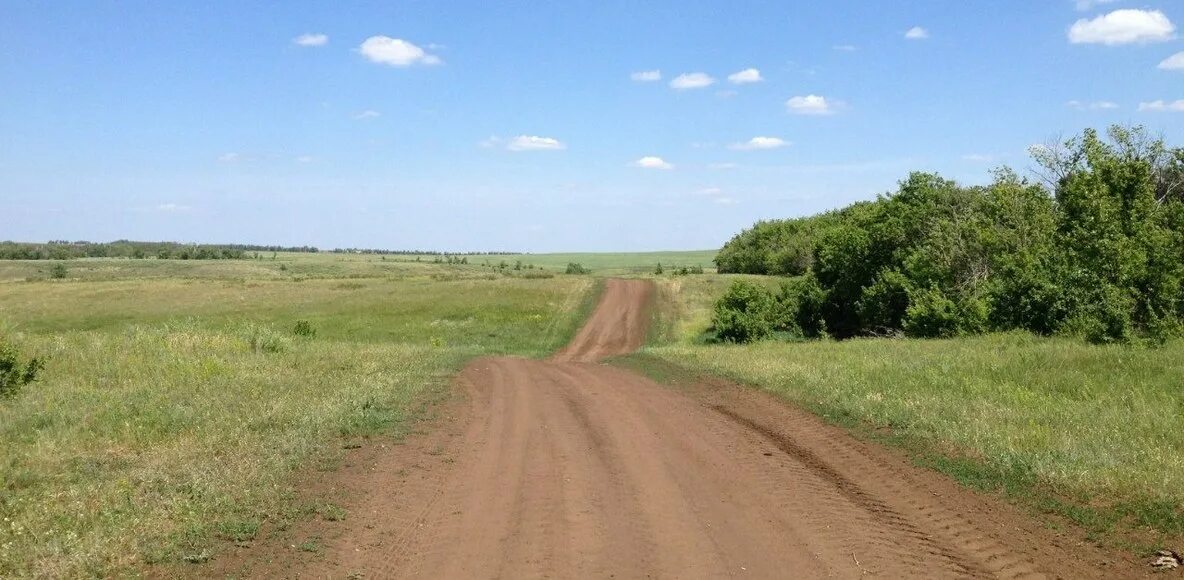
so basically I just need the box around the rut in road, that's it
[296,279,1128,579]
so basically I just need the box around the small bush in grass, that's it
[293,320,317,337]
[0,338,43,399]
[654,262,664,275]
[565,263,589,275]
[242,324,289,353]
[49,263,67,279]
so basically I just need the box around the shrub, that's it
[0,338,43,399]
[712,280,775,343]
[293,320,317,337]
[654,263,664,275]
[242,324,289,354]
[49,263,68,279]
[565,263,589,275]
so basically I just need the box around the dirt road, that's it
[251,279,1136,579]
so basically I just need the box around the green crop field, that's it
[629,276,1184,549]
[0,255,601,577]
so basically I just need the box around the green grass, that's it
[0,256,598,577]
[459,250,718,275]
[638,275,1184,549]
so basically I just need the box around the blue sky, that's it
[2,1,1182,252]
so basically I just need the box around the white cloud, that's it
[1138,100,1184,112]
[695,187,723,196]
[156,203,192,213]
[1068,9,1176,45]
[904,26,929,40]
[1066,100,1119,111]
[293,33,328,47]
[632,156,674,170]
[833,44,857,52]
[669,72,715,90]
[631,70,661,82]
[786,94,839,115]
[729,136,789,150]
[358,36,442,66]
[1075,0,1120,11]
[218,153,240,162]
[506,135,566,151]
[295,155,314,163]
[727,68,763,84]
[1159,52,1184,70]
[353,110,381,120]
[714,197,738,205]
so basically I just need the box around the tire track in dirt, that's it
[232,278,1144,579]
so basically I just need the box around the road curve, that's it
[291,279,1127,579]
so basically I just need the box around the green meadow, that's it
[0,255,599,577]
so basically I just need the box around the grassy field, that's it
[369,249,718,276]
[0,255,600,577]
[635,276,1184,549]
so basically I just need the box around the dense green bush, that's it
[713,126,1184,343]
[565,263,589,275]
[0,338,42,399]
[711,280,776,343]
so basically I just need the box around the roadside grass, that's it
[636,276,1184,550]
[0,258,597,577]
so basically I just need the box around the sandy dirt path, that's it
[236,279,1141,579]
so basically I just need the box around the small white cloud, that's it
[631,70,661,82]
[729,136,789,150]
[358,36,442,67]
[714,197,738,205]
[632,156,673,170]
[506,135,566,151]
[156,203,192,213]
[296,155,314,163]
[708,162,738,170]
[962,154,995,162]
[1138,99,1184,112]
[1075,0,1120,11]
[695,187,723,196]
[1158,52,1184,71]
[1066,100,1119,111]
[669,72,715,90]
[905,26,929,40]
[786,94,839,115]
[833,44,857,52]
[353,110,381,120]
[727,68,763,84]
[293,33,328,47]
[218,153,240,162]
[1069,9,1176,45]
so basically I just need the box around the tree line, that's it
[712,126,1184,343]
[0,240,320,260]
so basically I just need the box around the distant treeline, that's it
[0,241,319,260]
[712,126,1184,343]
[331,248,517,256]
